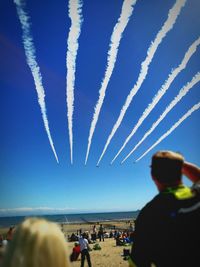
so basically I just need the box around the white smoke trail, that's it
[66,0,83,164]
[121,72,200,163]
[85,0,137,165]
[111,37,200,164]
[135,102,200,162]
[14,0,59,163]
[97,0,186,166]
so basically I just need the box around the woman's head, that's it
[2,218,70,267]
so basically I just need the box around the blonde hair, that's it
[2,218,70,267]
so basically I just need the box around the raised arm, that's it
[182,161,200,183]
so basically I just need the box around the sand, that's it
[65,221,133,267]
[68,238,130,267]
[0,220,134,267]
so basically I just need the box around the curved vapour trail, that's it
[85,0,137,165]
[97,0,186,166]
[66,0,83,164]
[121,72,200,163]
[111,37,200,164]
[135,102,200,162]
[14,0,59,163]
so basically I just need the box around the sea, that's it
[0,211,140,228]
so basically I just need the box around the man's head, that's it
[82,232,87,239]
[151,151,184,188]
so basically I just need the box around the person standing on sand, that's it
[92,224,97,234]
[6,226,15,241]
[91,224,97,241]
[98,224,104,242]
[0,235,3,245]
[79,232,92,267]
[129,150,200,267]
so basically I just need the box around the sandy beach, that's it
[65,221,133,267]
[68,237,130,267]
[0,220,133,267]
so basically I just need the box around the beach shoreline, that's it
[0,210,138,236]
[0,219,135,235]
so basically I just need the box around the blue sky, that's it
[0,0,199,217]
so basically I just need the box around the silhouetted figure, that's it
[129,151,200,267]
[98,224,104,242]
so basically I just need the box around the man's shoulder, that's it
[141,193,166,210]
[137,195,160,219]
[138,193,175,219]
[139,185,200,218]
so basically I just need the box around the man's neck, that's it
[154,179,182,192]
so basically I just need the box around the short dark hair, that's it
[82,232,87,238]
[151,151,184,184]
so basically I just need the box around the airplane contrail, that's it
[135,102,200,162]
[85,0,137,165]
[111,37,200,164]
[66,0,83,164]
[121,72,200,163]
[96,0,186,166]
[14,0,59,163]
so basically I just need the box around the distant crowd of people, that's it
[0,150,199,267]
[0,218,135,267]
[68,222,134,245]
